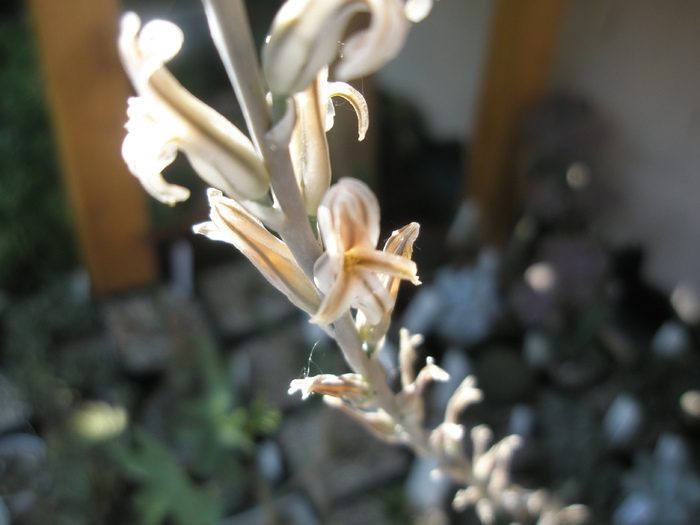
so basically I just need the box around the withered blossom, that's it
[290,68,369,216]
[310,178,421,326]
[356,222,420,342]
[118,13,269,205]
[288,373,369,400]
[262,0,411,96]
[194,189,320,315]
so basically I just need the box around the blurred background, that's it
[1,0,700,524]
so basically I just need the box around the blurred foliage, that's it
[0,17,77,294]
[1,279,278,524]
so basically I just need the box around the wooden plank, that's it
[466,0,568,242]
[28,0,157,295]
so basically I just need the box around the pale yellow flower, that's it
[310,178,420,326]
[194,189,320,315]
[119,13,269,204]
[290,68,369,216]
[262,0,410,96]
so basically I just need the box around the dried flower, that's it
[194,189,320,315]
[288,373,369,400]
[262,0,410,96]
[310,178,420,326]
[290,68,369,216]
[118,13,269,204]
[356,222,420,342]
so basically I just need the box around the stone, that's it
[276,408,411,512]
[328,497,393,525]
[603,393,643,450]
[197,262,297,339]
[222,492,319,525]
[0,374,31,434]
[103,287,211,374]
[102,293,171,374]
[651,320,690,358]
[230,324,309,411]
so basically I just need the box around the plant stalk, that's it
[200,0,321,276]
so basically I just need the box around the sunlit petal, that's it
[326,81,369,140]
[263,0,411,96]
[195,190,320,314]
[290,70,332,216]
[335,0,409,82]
[119,12,270,204]
[404,0,434,23]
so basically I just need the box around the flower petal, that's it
[119,13,270,203]
[310,263,359,325]
[122,98,189,204]
[290,70,332,216]
[404,0,434,23]
[335,0,410,82]
[262,0,364,96]
[326,81,369,140]
[195,190,320,314]
[262,0,411,96]
[317,178,381,254]
[349,248,420,285]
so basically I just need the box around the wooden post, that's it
[28,0,157,294]
[466,0,567,243]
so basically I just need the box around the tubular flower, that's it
[262,0,410,96]
[356,222,420,342]
[118,12,269,205]
[288,373,369,400]
[194,189,320,315]
[310,178,421,326]
[290,68,369,216]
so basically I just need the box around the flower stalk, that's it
[117,1,588,522]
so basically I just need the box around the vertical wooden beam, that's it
[467,0,567,242]
[28,0,157,294]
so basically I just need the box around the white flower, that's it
[290,68,369,216]
[310,178,420,326]
[118,12,269,204]
[262,0,411,96]
[194,189,320,315]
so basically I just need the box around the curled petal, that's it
[326,81,369,140]
[382,222,421,294]
[119,13,270,203]
[194,190,320,314]
[262,0,409,96]
[122,98,188,204]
